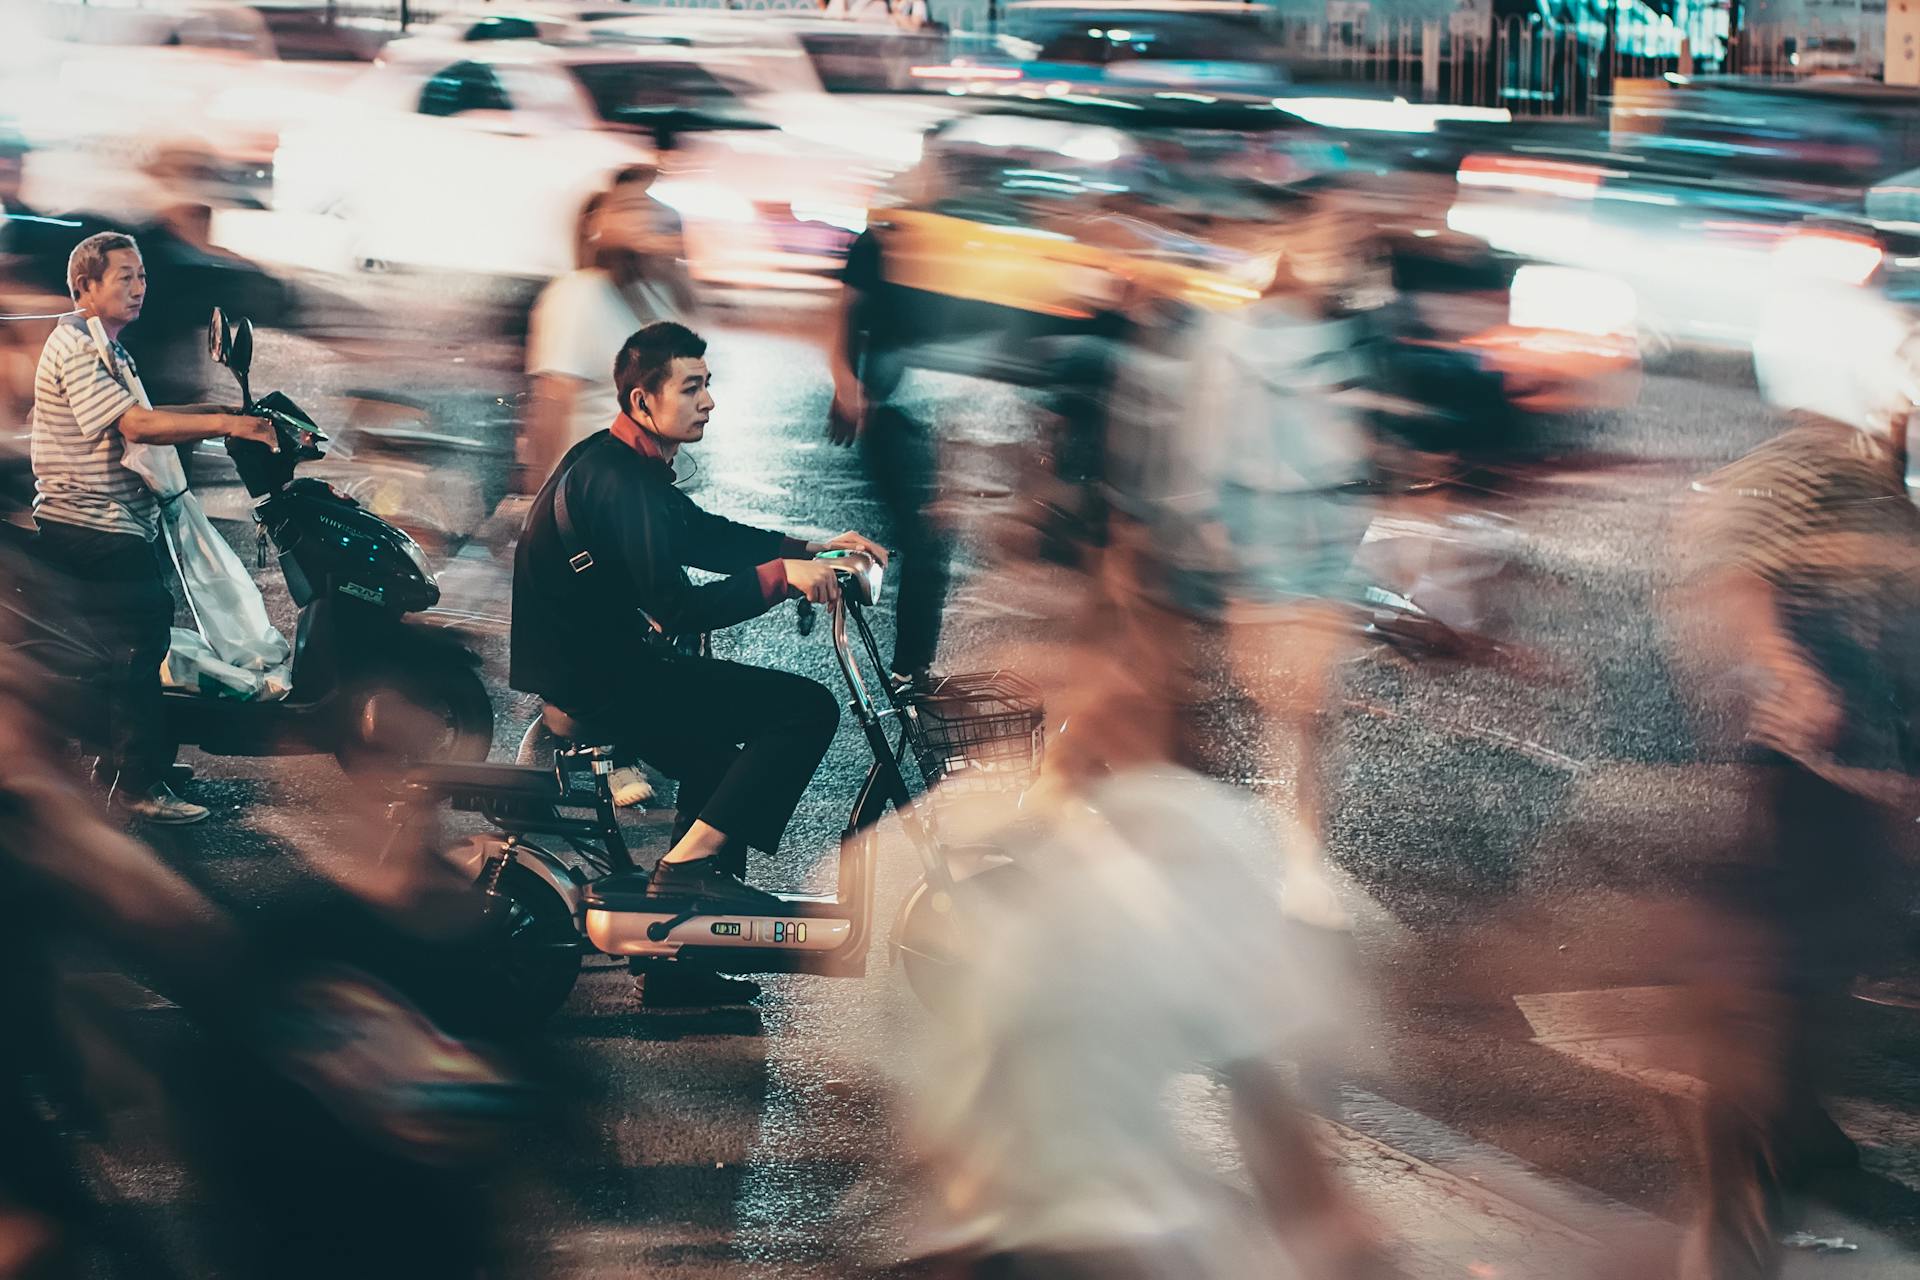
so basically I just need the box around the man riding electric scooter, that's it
[510,321,887,1006]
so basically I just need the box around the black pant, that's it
[561,654,840,876]
[35,520,175,791]
[862,406,950,677]
[1692,755,1898,1277]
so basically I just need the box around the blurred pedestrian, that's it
[29,230,273,823]
[829,226,952,688]
[1086,193,1377,929]
[520,164,696,492]
[884,768,1385,1280]
[0,543,525,1278]
[1672,290,1920,1279]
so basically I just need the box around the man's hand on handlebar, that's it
[223,414,277,449]
[807,531,889,567]
[784,559,842,606]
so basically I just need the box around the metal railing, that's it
[1276,13,1718,115]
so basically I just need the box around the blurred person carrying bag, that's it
[84,317,290,699]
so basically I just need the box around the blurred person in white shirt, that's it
[520,165,696,491]
[885,770,1386,1280]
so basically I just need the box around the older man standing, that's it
[31,231,272,823]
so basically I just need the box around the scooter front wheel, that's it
[893,857,1028,1015]
[334,662,493,779]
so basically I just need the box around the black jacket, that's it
[510,429,803,706]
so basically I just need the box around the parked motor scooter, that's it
[0,310,493,775]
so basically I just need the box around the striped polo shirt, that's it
[30,317,156,540]
[1691,415,1920,774]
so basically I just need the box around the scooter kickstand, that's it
[645,907,702,943]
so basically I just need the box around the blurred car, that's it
[272,15,967,290]
[10,1,390,214]
[573,13,974,167]
[914,0,1292,98]
[1448,76,1920,355]
[858,97,1637,446]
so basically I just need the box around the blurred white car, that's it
[589,13,969,168]
[272,18,952,289]
[11,1,383,214]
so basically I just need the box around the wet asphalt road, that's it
[104,301,1920,1272]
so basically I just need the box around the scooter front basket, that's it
[902,670,1045,793]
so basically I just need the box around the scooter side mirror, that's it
[227,316,255,382]
[208,307,231,364]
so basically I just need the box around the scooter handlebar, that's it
[252,401,327,460]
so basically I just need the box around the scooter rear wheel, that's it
[335,662,493,779]
[467,863,582,1033]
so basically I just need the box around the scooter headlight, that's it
[821,549,884,606]
[854,557,884,607]
[396,530,436,585]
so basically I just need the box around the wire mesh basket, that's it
[902,670,1045,792]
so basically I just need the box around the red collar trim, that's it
[610,413,668,461]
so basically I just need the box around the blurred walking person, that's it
[518,167,696,807]
[1671,289,1920,1279]
[829,227,952,688]
[878,767,1387,1279]
[521,165,695,491]
[1087,191,1377,930]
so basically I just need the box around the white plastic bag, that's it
[89,319,292,689]
[159,626,291,700]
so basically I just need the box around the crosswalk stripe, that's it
[1516,986,1920,1196]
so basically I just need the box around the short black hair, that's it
[614,321,706,419]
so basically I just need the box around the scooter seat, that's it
[403,761,562,801]
[541,704,614,746]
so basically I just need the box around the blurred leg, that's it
[1226,602,1356,928]
[862,406,951,677]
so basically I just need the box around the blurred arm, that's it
[521,373,583,491]
[1670,470,1840,755]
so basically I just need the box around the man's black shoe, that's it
[639,967,763,1009]
[645,858,783,910]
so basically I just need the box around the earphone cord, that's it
[0,309,81,322]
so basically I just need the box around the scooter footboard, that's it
[584,898,867,977]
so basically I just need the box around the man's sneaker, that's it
[117,782,209,825]
[608,765,654,808]
[91,760,194,787]
[645,857,782,910]
[638,967,763,1009]
[888,667,938,697]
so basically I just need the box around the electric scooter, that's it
[0,310,493,774]
[388,551,1043,1026]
